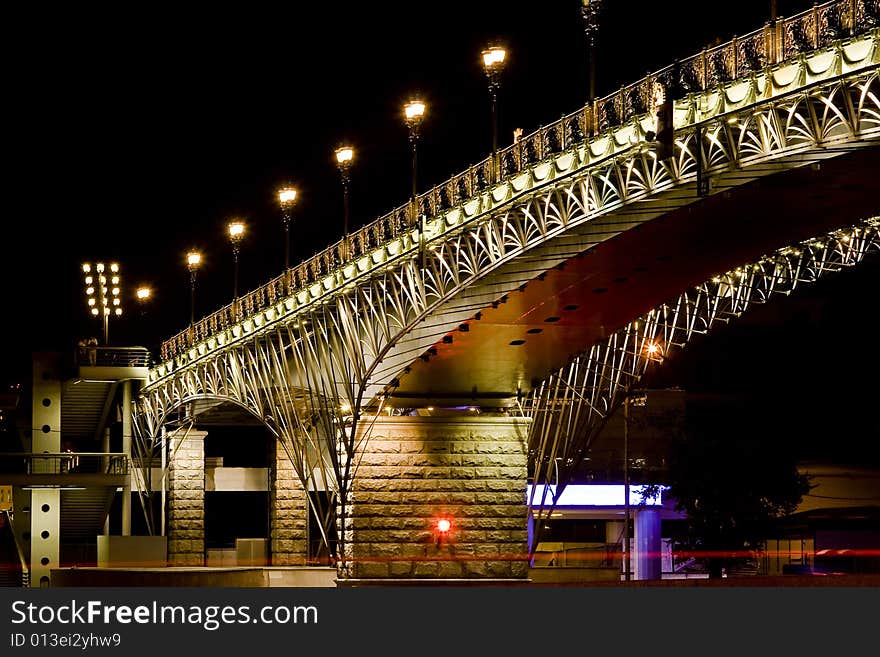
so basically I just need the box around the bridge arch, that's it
[136,19,880,562]
[523,217,880,547]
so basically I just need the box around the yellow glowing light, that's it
[111,287,120,296]
[468,406,477,412]
[646,342,660,355]
[187,251,202,267]
[335,146,354,164]
[85,276,93,285]
[99,276,106,283]
[136,287,151,300]
[86,287,94,295]
[437,519,451,533]
[110,263,119,273]
[228,221,245,238]
[82,264,91,273]
[842,235,851,243]
[278,187,297,204]
[404,100,426,120]
[114,308,122,316]
[113,298,120,306]
[427,406,434,412]
[88,298,95,306]
[103,308,110,315]
[111,276,120,285]
[96,263,105,272]
[482,46,506,69]
[91,308,99,316]
[340,403,351,414]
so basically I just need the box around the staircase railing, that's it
[159,0,877,362]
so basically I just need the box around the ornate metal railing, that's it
[160,0,877,362]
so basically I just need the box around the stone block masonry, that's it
[271,441,309,565]
[340,415,530,581]
[167,430,207,566]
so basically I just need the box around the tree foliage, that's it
[665,399,811,577]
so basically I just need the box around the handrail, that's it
[77,345,152,368]
[159,0,873,362]
[0,452,129,475]
[1,510,29,587]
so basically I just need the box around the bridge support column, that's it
[339,414,530,583]
[270,442,308,565]
[634,508,662,580]
[167,429,207,566]
[30,353,61,587]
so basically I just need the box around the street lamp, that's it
[581,0,603,103]
[82,262,122,345]
[335,146,354,258]
[136,286,151,317]
[403,99,426,209]
[277,185,298,270]
[481,44,507,177]
[186,251,202,325]
[227,221,246,310]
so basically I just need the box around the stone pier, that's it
[270,441,309,565]
[340,415,530,582]
[167,429,206,566]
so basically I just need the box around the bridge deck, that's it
[390,146,880,404]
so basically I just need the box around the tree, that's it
[665,398,811,578]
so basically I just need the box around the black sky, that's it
[4,0,877,456]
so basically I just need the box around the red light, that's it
[436,518,451,533]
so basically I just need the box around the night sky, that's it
[3,1,877,462]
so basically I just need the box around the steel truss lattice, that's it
[134,41,879,558]
[524,217,880,547]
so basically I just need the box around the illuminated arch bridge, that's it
[131,2,879,578]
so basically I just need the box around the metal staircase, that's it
[59,487,117,565]
[0,510,28,587]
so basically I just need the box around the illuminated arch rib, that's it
[525,217,880,524]
[134,21,880,557]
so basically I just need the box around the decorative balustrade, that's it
[159,0,876,362]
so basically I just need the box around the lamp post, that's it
[335,146,354,258]
[581,0,603,103]
[186,251,201,325]
[277,185,297,270]
[403,99,426,217]
[227,221,245,309]
[481,44,507,179]
[135,286,151,317]
[82,262,122,345]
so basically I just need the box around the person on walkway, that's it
[87,337,98,366]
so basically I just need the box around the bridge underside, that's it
[389,145,880,407]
